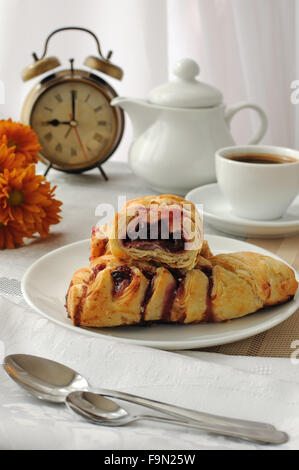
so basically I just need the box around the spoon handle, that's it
[137,415,288,445]
[95,388,277,433]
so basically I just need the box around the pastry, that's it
[68,194,298,329]
[90,225,213,267]
[66,251,298,327]
[67,255,153,327]
[90,224,111,260]
[109,195,203,270]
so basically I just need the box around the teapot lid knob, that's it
[173,58,199,81]
[148,57,223,108]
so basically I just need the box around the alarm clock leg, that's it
[43,163,53,177]
[98,164,108,181]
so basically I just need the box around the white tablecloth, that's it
[1,161,299,450]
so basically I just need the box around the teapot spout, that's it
[111,97,159,140]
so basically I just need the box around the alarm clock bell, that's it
[84,56,123,81]
[22,26,123,83]
[22,56,61,82]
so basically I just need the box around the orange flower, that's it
[0,135,25,172]
[33,189,63,238]
[0,220,31,249]
[0,165,62,237]
[0,119,41,165]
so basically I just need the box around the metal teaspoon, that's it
[3,354,288,444]
[66,391,288,445]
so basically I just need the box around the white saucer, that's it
[186,183,299,238]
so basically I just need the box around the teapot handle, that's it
[225,102,268,144]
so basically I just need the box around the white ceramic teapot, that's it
[111,58,268,195]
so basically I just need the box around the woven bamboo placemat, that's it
[202,235,299,358]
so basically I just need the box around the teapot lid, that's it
[148,58,223,108]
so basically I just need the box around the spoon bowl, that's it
[66,391,133,426]
[4,354,88,403]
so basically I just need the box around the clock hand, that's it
[69,113,88,161]
[64,127,72,139]
[43,119,71,127]
[71,90,76,121]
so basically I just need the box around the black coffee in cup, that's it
[227,154,297,164]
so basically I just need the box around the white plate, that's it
[22,235,299,351]
[186,183,299,238]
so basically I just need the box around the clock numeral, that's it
[85,94,90,103]
[97,120,107,126]
[55,143,62,152]
[71,147,77,156]
[55,94,63,103]
[94,106,103,113]
[44,106,53,112]
[93,132,104,143]
[44,132,53,142]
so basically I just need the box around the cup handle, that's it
[225,101,268,144]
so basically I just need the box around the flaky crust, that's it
[90,224,111,260]
[66,251,298,327]
[109,195,203,270]
[90,226,213,269]
[209,252,298,320]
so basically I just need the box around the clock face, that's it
[30,78,120,170]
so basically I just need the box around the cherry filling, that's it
[111,266,133,297]
[90,264,106,281]
[162,271,185,322]
[141,271,156,311]
[73,285,87,327]
[204,270,215,323]
[141,268,185,323]
[123,217,186,253]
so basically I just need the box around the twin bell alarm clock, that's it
[21,26,124,179]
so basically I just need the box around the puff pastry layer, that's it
[90,226,211,270]
[108,195,203,270]
[66,251,298,327]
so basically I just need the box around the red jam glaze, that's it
[111,266,133,298]
[204,271,215,323]
[90,264,107,281]
[73,284,87,326]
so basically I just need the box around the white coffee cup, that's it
[215,145,299,220]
